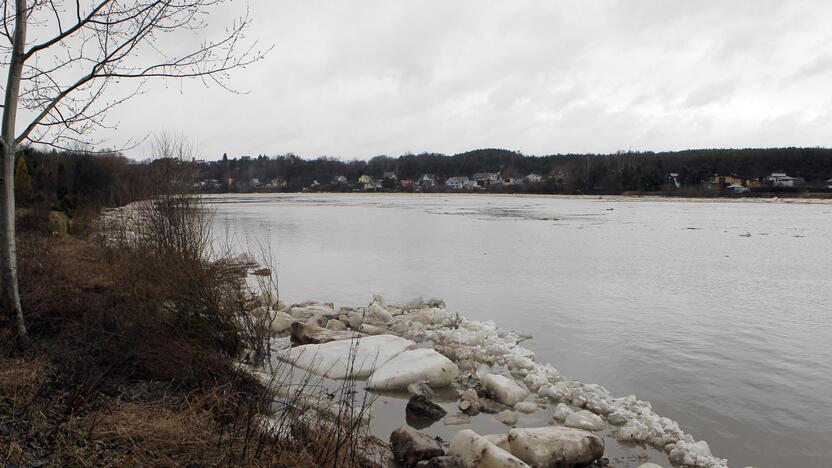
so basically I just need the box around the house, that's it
[445,176,470,189]
[418,174,437,187]
[667,172,681,188]
[463,180,480,189]
[358,175,380,190]
[250,178,262,188]
[472,172,501,187]
[382,171,398,180]
[711,174,752,186]
[502,176,523,186]
[265,178,286,189]
[399,179,414,188]
[525,173,543,183]
[765,172,798,188]
[333,175,348,184]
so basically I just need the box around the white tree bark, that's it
[1,0,29,343]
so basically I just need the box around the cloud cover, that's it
[100,0,832,159]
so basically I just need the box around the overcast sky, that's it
[102,0,832,160]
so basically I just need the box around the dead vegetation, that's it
[0,150,382,466]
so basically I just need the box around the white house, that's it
[418,174,437,187]
[525,173,543,183]
[445,176,469,189]
[333,175,348,184]
[463,180,480,189]
[766,172,797,188]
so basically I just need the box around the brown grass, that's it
[0,192,381,466]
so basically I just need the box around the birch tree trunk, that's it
[1,0,29,344]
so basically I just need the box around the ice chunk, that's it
[367,348,459,390]
[564,410,605,431]
[277,334,415,379]
[507,426,604,468]
[448,429,529,467]
[483,374,530,407]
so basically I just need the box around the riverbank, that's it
[0,204,378,466]
[258,294,734,468]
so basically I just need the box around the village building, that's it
[382,171,398,180]
[333,175,348,184]
[525,173,544,183]
[418,174,437,187]
[765,172,802,188]
[472,172,501,188]
[445,176,470,189]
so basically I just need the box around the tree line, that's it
[195,147,832,193]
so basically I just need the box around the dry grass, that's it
[0,190,381,466]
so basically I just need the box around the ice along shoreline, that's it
[254,294,738,468]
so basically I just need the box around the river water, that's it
[209,193,832,468]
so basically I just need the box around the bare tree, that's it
[1,1,268,345]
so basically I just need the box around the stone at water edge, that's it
[406,395,447,422]
[482,374,530,407]
[448,429,529,468]
[389,425,445,468]
[564,409,605,432]
[367,348,460,390]
[507,426,604,468]
[495,409,518,426]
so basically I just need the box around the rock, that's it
[406,395,447,423]
[325,319,347,331]
[483,374,529,407]
[390,426,445,468]
[513,402,538,414]
[495,409,518,426]
[444,414,471,426]
[637,464,664,468]
[359,323,388,335]
[553,403,574,421]
[415,455,464,468]
[564,410,605,432]
[408,382,436,398]
[289,321,361,345]
[448,429,529,467]
[507,426,604,468]
[278,334,415,379]
[368,348,460,390]
[483,434,511,452]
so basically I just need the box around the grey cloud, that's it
[85,0,832,159]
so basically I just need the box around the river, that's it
[210,193,832,468]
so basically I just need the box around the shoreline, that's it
[205,191,832,205]
[257,294,736,468]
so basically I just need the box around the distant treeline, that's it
[13,147,832,210]
[198,147,832,194]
